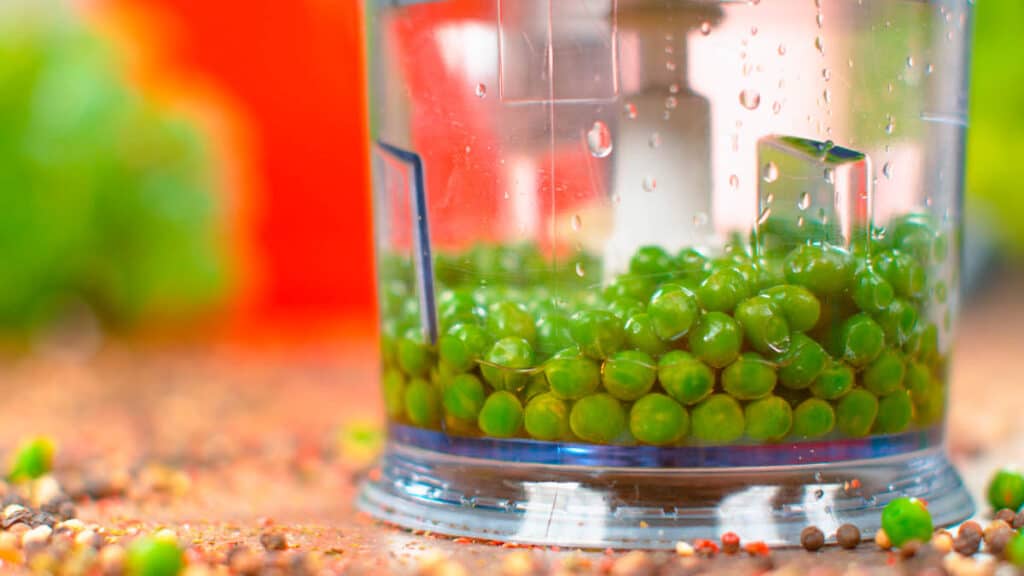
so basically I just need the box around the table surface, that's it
[2,270,1022,575]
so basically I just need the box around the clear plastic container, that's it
[360,0,974,547]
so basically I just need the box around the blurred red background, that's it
[96,0,375,334]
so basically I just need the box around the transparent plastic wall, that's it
[369,0,970,456]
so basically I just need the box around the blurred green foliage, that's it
[0,3,226,335]
[966,0,1024,255]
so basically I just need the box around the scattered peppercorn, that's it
[996,508,1017,524]
[953,534,980,556]
[259,532,287,552]
[800,526,825,551]
[987,527,1014,556]
[899,540,922,558]
[958,521,983,541]
[836,524,861,549]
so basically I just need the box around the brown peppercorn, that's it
[986,527,1014,556]
[930,530,954,554]
[996,508,1017,524]
[953,534,979,556]
[260,532,288,552]
[1014,510,1024,530]
[958,521,983,541]
[836,524,861,550]
[899,540,922,558]
[984,519,1012,542]
[800,526,825,551]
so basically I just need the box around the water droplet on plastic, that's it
[925,195,933,207]
[816,13,824,28]
[624,102,638,119]
[665,96,678,110]
[797,215,806,228]
[757,207,772,226]
[885,116,895,135]
[575,262,585,277]
[814,489,825,499]
[824,168,835,184]
[798,191,811,210]
[700,21,711,35]
[823,88,831,104]
[665,61,677,72]
[693,212,709,227]
[750,26,758,36]
[765,192,775,204]
[729,174,740,190]
[571,214,582,231]
[762,162,779,183]
[926,63,934,75]
[817,207,828,224]
[772,101,782,114]
[642,175,657,192]
[669,82,680,94]
[882,162,893,180]
[822,68,832,81]
[906,56,915,68]
[814,36,825,55]
[648,132,662,149]
[664,45,674,55]
[887,82,894,94]
[739,89,761,110]
[777,44,787,56]
[475,83,487,98]
[586,121,613,158]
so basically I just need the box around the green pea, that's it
[690,394,745,445]
[987,469,1024,512]
[606,297,644,321]
[603,273,657,303]
[570,393,628,444]
[754,256,787,290]
[906,364,944,426]
[791,398,836,439]
[811,360,851,397]
[675,248,710,280]
[442,373,486,422]
[624,313,671,357]
[744,396,793,442]
[881,497,933,548]
[697,267,751,313]
[839,314,885,367]
[852,268,895,313]
[602,350,657,401]
[438,291,483,330]
[535,312,575,358]
[761,285,821,332]
[478,391,524,437]
[776,333,828,390]
[874,389,913,434]
[875,249,926,299]
[8,437,55,482]
[688,311,743,368]
[544,347,600,400]
[904,322,939,363]
[657,350,714,405]
[523,393,571,441]
[721,353,777,400]
[405,378,441,428]
[875,298,919,347]
[863,349,906,396]
[126,537,184,576]
[438,323,489,373]
[382,369,407,419]
[648,284,698,341]
[630,245,674,279]
[569,310,625,359]
[735,294,791,354]
[481,337,535,391]
[783,244,851,296]
[397,329,433,377]
[835,388,878,437]
[889,214,937,265]
[487,301,537,345]
[630,393,688,445]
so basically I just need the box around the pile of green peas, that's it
[379,214,950,447]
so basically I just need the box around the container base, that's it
[358,440,973,548]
